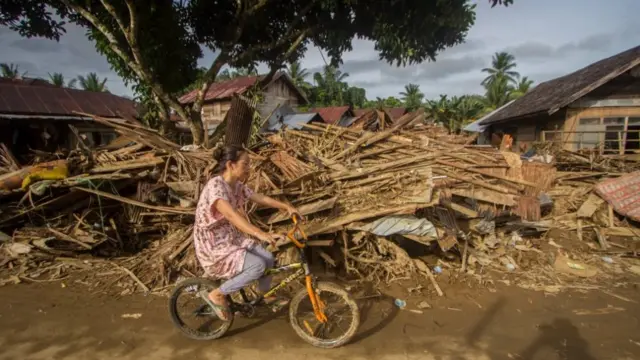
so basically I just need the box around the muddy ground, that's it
[0,280,639,360]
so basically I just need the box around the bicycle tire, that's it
[288,281,360,348]
[168,278,233,340]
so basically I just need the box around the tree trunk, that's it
[188,109,205,145]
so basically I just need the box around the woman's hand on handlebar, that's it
[256,232,284,247]
[285,205,304,222]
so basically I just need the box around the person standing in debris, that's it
[194,145,300,321]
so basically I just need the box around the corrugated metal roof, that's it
[464,100,515,132]
[179,76,260,104]
[179,72,309,105]
[353,107,406,120]
[337,116,358,127]
[265,103,320,131]
[0,82,137,119]
[309,106,352,124]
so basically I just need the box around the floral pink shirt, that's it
[193,176,255,279]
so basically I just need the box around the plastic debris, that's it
[417,301,432,310]
[121,313,143,319]
[433,266,443,274]
[394,299,407,309]
[602,256,614,264]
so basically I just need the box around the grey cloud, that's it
[506,33,616,61]
[10,38,61,53]
[414,56,486,81]
[557,33,614,53]
[505,42,554,59]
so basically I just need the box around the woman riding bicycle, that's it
[194,145,300,321]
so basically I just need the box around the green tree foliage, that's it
[287,61,310,88]
[310,66,349,106]
[511,76,534,99]
[76,72,108,92]
[344,87,366,108]
[3,0,514,144]
[481,52,534,110]
[48,72,77,88]
[400,83,424,111]
[425,95,485,133]
[0,63,27,78]
[481,51,519,86]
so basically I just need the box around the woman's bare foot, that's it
[207,289,231,321]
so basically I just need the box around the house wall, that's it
[489,110,566,151]
[201,100,232,127]
[199,77,304,128]
[264,79,301,108]
[561,72,640,152]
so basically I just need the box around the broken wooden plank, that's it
[450,188,517,207]
[90,157,164,173]
[605,227,640,238]
[307,239,335,247]
[433,168,516,194]
[74,187,194,215]
[436,159,535,187]
[445,202,479,218]
[266,197,338,224]
[317,249,337,267]
[577,193,605,218]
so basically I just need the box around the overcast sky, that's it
[1,0,638,100]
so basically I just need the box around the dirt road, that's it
[0,282,639,360]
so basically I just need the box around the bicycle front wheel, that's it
[289,281,360,348]
[168,278,233,340]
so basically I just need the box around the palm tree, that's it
[312,66,349,105]
[483,76,514,111]
[1,63,27,79]
[399,83,424,111]
[77,73,108,92]
[287,61,310,88]
[48,73,77,88]
[510,76,534,99]
[481,52,519,86]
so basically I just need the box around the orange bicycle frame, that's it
[286,215,327,323]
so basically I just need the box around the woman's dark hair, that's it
[212,145,246,174]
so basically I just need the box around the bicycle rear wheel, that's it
[168,278,233,340]
[289,281,360,348]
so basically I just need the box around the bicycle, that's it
[168,215,360,348]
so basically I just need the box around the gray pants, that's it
[219,244,275,295]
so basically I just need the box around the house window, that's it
[576,118,604,149]
[603,117,625,152]
[575,116,640,153]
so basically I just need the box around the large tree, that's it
[2,0,514,144]
[48,72,77,88]
[400,83,424,111]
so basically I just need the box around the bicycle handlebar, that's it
[287,214,307,248]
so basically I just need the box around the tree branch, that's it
[99,0,127,36]
[62,0,190,126]
[192,52,229,112]
[124,0,137,45]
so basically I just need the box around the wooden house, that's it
[480,45,640,155]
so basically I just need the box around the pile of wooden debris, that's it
[0,109,638,298]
